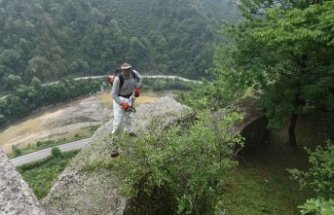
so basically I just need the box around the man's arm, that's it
[111,76,121,104]
[133,70,142,88]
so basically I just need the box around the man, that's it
[110,62,141,157]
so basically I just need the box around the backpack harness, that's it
[116,70,139,98]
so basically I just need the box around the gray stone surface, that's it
[42,97,267,214]
[42,97,191,215]
[232,97,268,153]
[0,149,45,215]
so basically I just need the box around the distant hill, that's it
[0,0,240,89]
[198,0,241,25]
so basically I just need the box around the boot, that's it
[110,135,120,157]
[128,132,137,137]
[110,149,120,157]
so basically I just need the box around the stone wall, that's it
[233,97,269,154]
[0,149,45,215]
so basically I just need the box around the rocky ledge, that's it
[0,149,45,215]
[42,97,192,215]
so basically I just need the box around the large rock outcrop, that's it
[42,97,192,215]
[42,97,267,214]
[0,149,45,215]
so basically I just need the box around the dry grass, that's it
[45,126,96,141]
[0,93,158,153]
[136,96,157,104]
[98,93,113,108]
[0,117,45,152]
[98,92,156,108]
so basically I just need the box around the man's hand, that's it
[120,102,129,110]
[134,87,141,97]
[107,75,115,84]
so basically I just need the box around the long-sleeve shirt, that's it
[111,70,141,104]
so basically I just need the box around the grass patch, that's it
[222,146,311,215]
[17,150,79,199]
[98,92,157,109]
[8,125,98,158]
[0,115,45,149]
[221,112,330,215]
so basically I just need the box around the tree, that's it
[0,0,240,88]
[26,56,52,81]
[30,77,42,91]
[0,114,6,125]
[239,0,325,17]
[215,1,334,147]
[5,95,27,117]
[4,74,24,91]
[127,37,148,68]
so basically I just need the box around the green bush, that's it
[18,151,78,199]
[289,140,334,214]
[299,198,334,215]
[36,141,42,147]
[51,147,63,158]
[36,140,54,148]
[115,111,244,215]
[12,145,22,157]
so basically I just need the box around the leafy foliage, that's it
[289,141,334,214]
[18,151,78,199]
[0,0,240,92]
[114,111,244,215]
[11,145,22,157]
[214,0,334,146]
[51,147,63,158]
[177,75,246,111]
[290,141,334,198]
[299,198,334,215]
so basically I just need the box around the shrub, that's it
[115,110,244,215]
[18,151,79,199]
[36,141,42,147]
[289,140,334,214]
[12,145,22,156]
[51,147,63,158]
[299,198,334,215]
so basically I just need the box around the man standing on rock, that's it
[110,62,141,157]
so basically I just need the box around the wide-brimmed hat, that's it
[120,62,132,70]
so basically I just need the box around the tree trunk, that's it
[288,113,298,148]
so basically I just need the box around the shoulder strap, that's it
[118,74,124,88]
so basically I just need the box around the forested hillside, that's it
[0,0,239,90]
[198,0,240,25]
